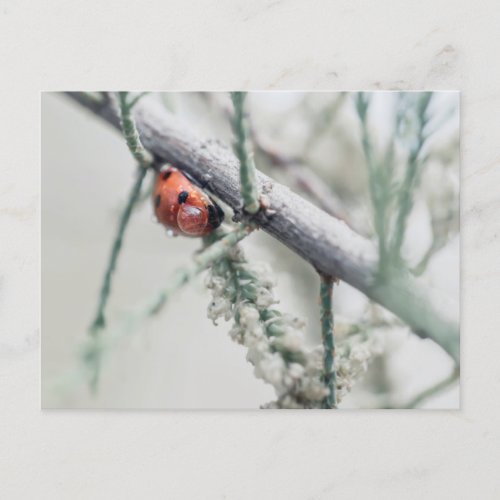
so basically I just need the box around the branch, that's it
[117,92,153,168]
[88,167,148,388]
[404,368,459,409]
[64,92,459,364]
[356,93,391,275]
[319,274,337,408]
[86,91,152,392]
[391,93,432,260]
[230,92,260,214]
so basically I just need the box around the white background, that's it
[1,0,499,498]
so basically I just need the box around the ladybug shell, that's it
[153,166,224,237]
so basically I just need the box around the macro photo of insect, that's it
[42,91,460,409]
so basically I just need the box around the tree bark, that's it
[64,92,459,363]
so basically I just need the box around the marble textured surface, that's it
[1,0,499,498]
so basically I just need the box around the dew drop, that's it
[166,229,176,238]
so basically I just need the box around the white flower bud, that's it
[255,287,277,309]
[207,297,232,324]
[238,304,260,328]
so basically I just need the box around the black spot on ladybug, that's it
[178,191,189,204]
[155,195,161,208]
[208,203,224,229]
[162,171,171,180]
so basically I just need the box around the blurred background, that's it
[42,92,459,409]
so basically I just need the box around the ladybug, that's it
[152,166,224,237]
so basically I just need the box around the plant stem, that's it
[405,368,459,409]
[230,92,260,214]
[391,92,432,260]
[86,91,152,392]
[356,93,390,276]
[320,274,337,409]
[117,92,153,168]
[88,166,148,391]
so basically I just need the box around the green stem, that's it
[117,92,153,168]
[88,166,148,391]
[405,368,459,409]
[320,274,337,409]
[230,92,260,214]
[86,91,152,393]
[356,93,389,276]
[391,92,432,260]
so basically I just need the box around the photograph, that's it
[5,1,500,497]
[42,91,460,409]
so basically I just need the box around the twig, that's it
[303,93,347,153]
[128,92,150,110]
[356,93,391,276]
[230,92,260,214]
[319,274,337,409]
[412,235,446,276]
[86,91,153,392]
[117,92,153,168]
[390,93,432,260]
[251,129,351,225]
[88,166,148,357]
[404,368,459,409]
[65,92,459,364]
[90,167,148,333]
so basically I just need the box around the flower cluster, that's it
[206,241,383,409]
[335,330,384,402]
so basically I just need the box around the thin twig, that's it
[390,93,432,260]
[356,93,391,276]
[303,93,347,152]
[251,128,351,225]
[87,166,148,393]
[320,274,337,408]
[412,235,447,276]
[230,92,260,214]
[128,92,150,110]
[117,92,153,168]
[89,166,148,331]
[404,368,459,409]
[86,91,153,392]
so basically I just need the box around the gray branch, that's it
[64,92,459,363]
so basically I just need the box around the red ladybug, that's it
[152,166,224,237]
